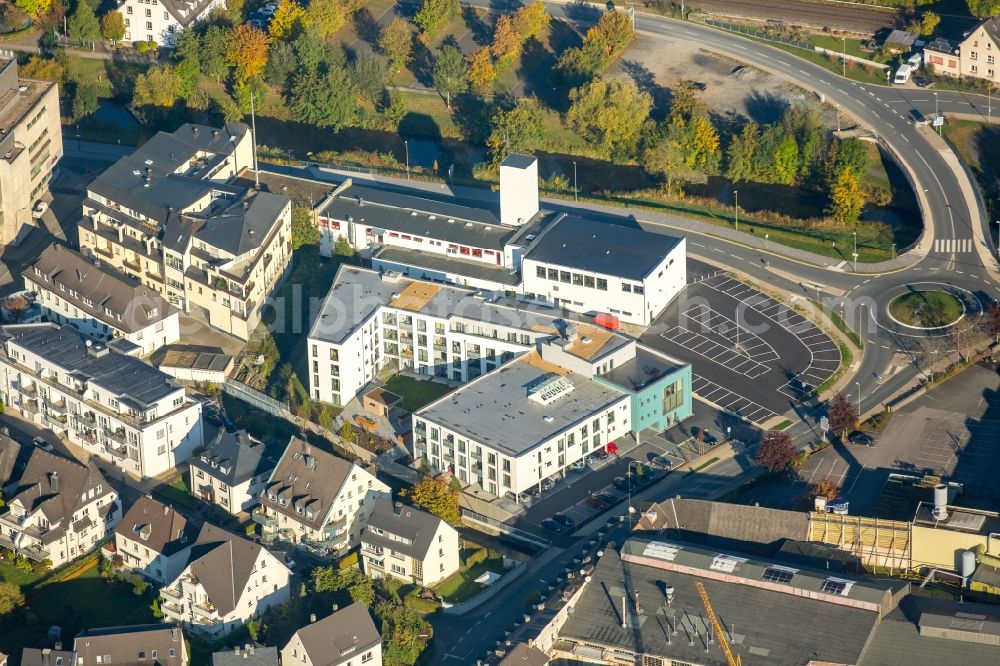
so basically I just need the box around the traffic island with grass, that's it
[888,290,964,329]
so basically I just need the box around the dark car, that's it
[553,513,576,530]
[848,431,875,446]
[693,81,708,91]
[541,518,567,534]
[593,449,610,460]
[594,492,619,505]
[613,476,630,491]
[588,495,610,510]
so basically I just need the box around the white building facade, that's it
[119,0,226,47]
[0,324,204,479]
[361,499,460,587]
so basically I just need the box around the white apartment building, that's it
[159,522,291,638]
[0,58,62,245]
[281,602,382,666]
[923,16,1000,83]
[75,624,188,666]
[361,498,460,587]
[114,495,194,584]
[78,123,293,341]
[308,266,572,407]
[188,429,276,516]
[119,0,225,47]
[253,437,390,557]
[0,323,204,480]
[0,438,121,567]
[521,215,686,327]
[23,244,180,356]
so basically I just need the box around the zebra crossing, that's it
[933,238,974,253]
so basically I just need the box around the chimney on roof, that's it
[234,647,240,656]
[394,501,403,515]
[213,130,219,138]
[193,126,200,136]
[309,613,316,623]
[243,200,249,209]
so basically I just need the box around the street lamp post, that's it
[734,190,739,232]
[404,140,410,180]
[836,104,841,132]
[842,37,847,77]
[573,161,578,202]
[852,231,858,272]
[626,460,642,526]
[891,242,896,260]
[764,233,769,250]
[995,220,1000,257]
[935,92,940,135]
[855,380,862,418]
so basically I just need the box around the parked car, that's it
[692,81,708,91]
[31,201,48,218]
[593,448,610,461]
[553,513,576,530]
[504,491,517,502]
[540,478,555,492]
[541,518,567,534]
[527,486,541,497]
[848,431,875,446]
[651,454,675,470]
[588,495,611,510]
[569,459,586,471]
[32,436,53,452]
[258,3,278,15]
[613,476,630,491]
[594,492,619,505]
[517,492,532,504]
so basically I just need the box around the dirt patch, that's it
[607,34,818,122]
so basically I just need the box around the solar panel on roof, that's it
[710,554,748,573]
[762,567,795,584]
[643,541,682,561]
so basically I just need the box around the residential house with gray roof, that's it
[118,0,225,47]
[20,648,73,666]
[253,437,390,557]
[211,645,278,666]
[24,244,180,356]
[361,498,459,587]
[281,602,382,666]
[189,429,277,516]
[159,523,291,638]
[74,624,187,666]
[114,495,194,584]
[0,444,120,567]
[78,123,293,340]
[0,323,204,479]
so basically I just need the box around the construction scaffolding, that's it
[808,513,913,574]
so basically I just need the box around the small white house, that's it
[281,602,382,666]
[118,0,226,47]
[361,498,460,587]
[115,495,194,584]
[188,429,276,516]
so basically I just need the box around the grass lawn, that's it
[888,290,964,328]
[0,560,46,588]
[436,557,506,603]
[729,31,889,86]
[808,35,888,64]
[384,375,453,411]
[154,475,201,511]
[860,141,892,191]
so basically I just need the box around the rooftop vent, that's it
[144,159,154,166]
[447,218,455,223]
[529,376,575,406]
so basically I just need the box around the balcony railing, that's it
[160,587,182,600]
[14,381,36,396]
[193,602,217,618]
[252,509,277,528]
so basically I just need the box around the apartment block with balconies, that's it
[0,437,120,567]
[0,323,203,480]
[253,437,389,558]
[159,523,290,638]
[114,495,194,584]
[77,122,292,341]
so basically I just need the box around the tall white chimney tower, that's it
[500,153,539,226]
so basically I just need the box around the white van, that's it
[907,52,923,69]
[893,64,913,84]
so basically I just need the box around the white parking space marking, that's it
[660,327,771,378]
[692,375,778,424]
[681,303,780,363]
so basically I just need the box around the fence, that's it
[223,378,289,417]
[704,19,888,70]
[461,508,550,549]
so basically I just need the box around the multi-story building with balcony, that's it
[413,328,692,495]
[114,495,194,585]
[280,602,382,666]
[23,244,180,356]
[360,499,459,587]
[118,0,225,48]
[253,437,390,557]
[0,57,61,245]
[188,429,276,516]
[0,440,120,567]
[0,323,204,480]
[307,266,577,407]
[77,122,293,341]
[159,522,291,638]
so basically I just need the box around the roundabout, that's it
[875,282,985,338]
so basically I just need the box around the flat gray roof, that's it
[416,351,626,457]
[526,215,681,281]
[309,266,596,345]
[560,543,885,666]
[320,183,517,250]
[501,153,537,170]
[373,245,521,286]
[1,324,181,407]
[599,345,686,393]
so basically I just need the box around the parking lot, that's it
[641,261,840,424]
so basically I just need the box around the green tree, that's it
[466,46,495,93]
[312,566,376,606]
[69,0,102,44]
[768,133,801,185]
[511,1,550,41]
[15,0,52,18]
[491,14,521,69]
[585,9,634,57]
[379,17,412,72]
[264,41,297,86]
[132,65,184,108]
[377,601,432,666]
[232,76,267,113]
[289,68,356,129]
[414,0,457,36]
[668,80,704,124]
[72,81,99,120]
[19,55,65,83]
[0,580,24,616]
[829,168,865,225]
[268,0,306,41]
[352,52,390,105]
[486,97,546,162]
[226,23,269,82]
[291,206,319,249]
[644,135,695,194]
[567,79,652,157]
[406,476,460,525]
[333,235,355,256]
[967,0,1000,19]
[339,420,356,443]
[553,43,606,87]
[305,0,349,39]
[833,137,868,179]
[917,11,940,36]
[686,115,720,170]
[150,597,163,618]
[432,44,466,109]
[201,25,232,82]
[725,121,759,183]
[100,9,125,45]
